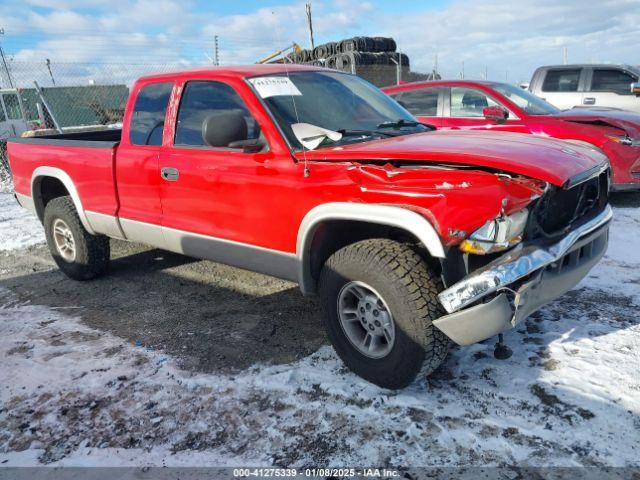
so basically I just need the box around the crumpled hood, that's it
[297,130,607,187]
[554,107,640,138]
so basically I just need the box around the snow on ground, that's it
[0,193,45,252]
[0,194,639,468]
[582,207,640,303]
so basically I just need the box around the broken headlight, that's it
[459,209,529,255]
[606,135,639,147]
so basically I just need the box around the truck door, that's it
[158,79,272,248]
[116,81,173,244]
[584,67,640,112]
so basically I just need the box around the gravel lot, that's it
[1,192,639,469]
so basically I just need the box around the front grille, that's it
[526,169,609,240]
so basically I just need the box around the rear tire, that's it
[318,239,449,389]
[44,196,110,281]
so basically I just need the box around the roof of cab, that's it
[137,64,328,82]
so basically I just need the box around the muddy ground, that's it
[0,239,325,373]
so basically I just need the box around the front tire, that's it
[318,239,449,389]
[44,196,110,281]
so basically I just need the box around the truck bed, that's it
[7,129,122,220]
[12,128,122,146]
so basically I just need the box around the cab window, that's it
[129,82,173,146]
[591,69,636,95]
[542,69,581,92]
[393,88,441,116]
[175,81,259,147]
[450,87,499,117]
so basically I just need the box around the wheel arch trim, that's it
[31,166,96,234]
[296,202,445,295]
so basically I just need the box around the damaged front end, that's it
[435,166,612,345]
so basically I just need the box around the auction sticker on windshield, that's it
[249,76,302,98]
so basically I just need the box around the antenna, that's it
[272,10,309,177]
[563,46,568,65]
[214,35,219,66]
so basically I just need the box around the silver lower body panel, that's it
[434,214,610,345]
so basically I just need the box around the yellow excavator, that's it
[256,43,303,64]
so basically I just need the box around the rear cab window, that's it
[590,69,637,95]
[542,69,582,92]
[129,82,173,146]
[174,81,259,147]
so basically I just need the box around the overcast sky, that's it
[1,0,639,85]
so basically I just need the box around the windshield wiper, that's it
[376,119,420,129]
[337,129,396,138]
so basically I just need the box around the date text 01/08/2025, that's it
[232,467,401,477]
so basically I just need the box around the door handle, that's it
[161,167,179,182]
[583,97,596,105]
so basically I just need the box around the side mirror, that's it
[483,105,509,124]
[202,110,247,148]
[631,82,640,96]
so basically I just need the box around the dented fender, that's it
[345,163,545,245]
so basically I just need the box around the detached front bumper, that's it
[434,205,612,345]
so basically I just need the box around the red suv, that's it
[384,80,640,191]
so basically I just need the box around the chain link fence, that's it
[1,61,184,192]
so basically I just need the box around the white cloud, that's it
[375,0,640,81]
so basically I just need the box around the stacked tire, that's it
[287,36,410,87]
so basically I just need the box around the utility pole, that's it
[305,3,314,50]
[563,46,568,65]
[0,28,15,88]
[484,65,488,80]
[461,61,465,79]
[46,58,56,85]
[433,53,438,77]
[214,35,219,66]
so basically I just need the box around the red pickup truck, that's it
[383,80,640,191]
[8,65,612,389]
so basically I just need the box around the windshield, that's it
[491,83,560,115]
[248,71,428,149]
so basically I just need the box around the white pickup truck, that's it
[529,64,640,112]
